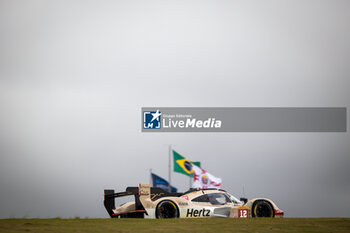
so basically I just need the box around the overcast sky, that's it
[0,0,349,218]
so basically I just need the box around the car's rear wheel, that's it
[252,200,274,217]
[156,200,179,218]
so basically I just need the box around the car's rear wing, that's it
[103,184,183,218]
[103,187,142,218]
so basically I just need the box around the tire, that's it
[252,200,274,217]
[156,200,179,218]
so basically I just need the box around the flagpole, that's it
[168,145,171,192]
[189,176,192,190]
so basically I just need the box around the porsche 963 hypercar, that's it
[103,184,284,218]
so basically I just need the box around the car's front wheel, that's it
[252,200,274,217]
[156,200,179,218]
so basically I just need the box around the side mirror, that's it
[240,197,248,204]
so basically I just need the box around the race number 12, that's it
[239,209,248,218]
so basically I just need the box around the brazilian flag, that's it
[173,150,201,177]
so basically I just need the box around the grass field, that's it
[0,218,349,233]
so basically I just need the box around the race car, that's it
[103,184,284,218]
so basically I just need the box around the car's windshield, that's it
[191,192,243,205]
[208,193,229,205]
[191,192,232,205]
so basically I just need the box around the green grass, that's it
[0,218,349,233]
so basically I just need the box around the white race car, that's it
[103,184,284,218]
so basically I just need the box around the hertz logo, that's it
[186,208,210,217]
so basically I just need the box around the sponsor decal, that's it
[178,202,188,206]
[139,190,149,196]
[181,195,189,200]
[186,208,211,217]
[150,193,164,200]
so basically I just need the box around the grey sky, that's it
[0,0,349,218]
